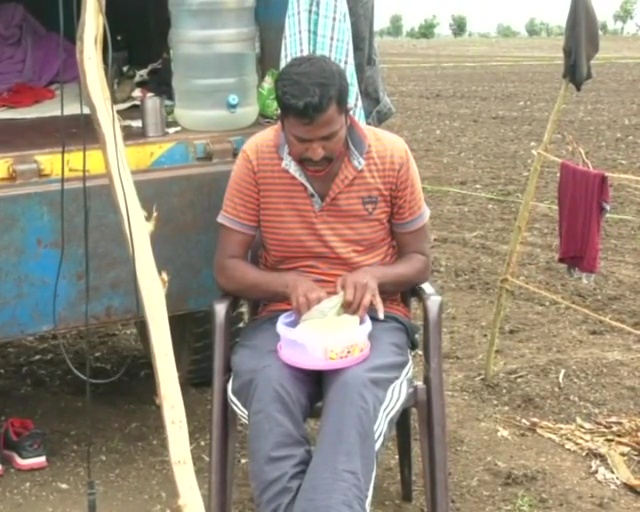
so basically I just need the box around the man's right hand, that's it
[285,273,327,316]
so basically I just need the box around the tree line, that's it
[377,0,638,39]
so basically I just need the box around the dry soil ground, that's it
[1,37,639,512]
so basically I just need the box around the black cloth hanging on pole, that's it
[346,0,396,126]
[563,0,600,92]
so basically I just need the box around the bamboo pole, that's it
[484,79,570,380]
[76,1,204,510]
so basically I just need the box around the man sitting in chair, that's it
[213,54,431,512]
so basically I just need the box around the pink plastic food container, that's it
[276,311,372,370]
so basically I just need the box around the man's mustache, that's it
[300,157,333,166]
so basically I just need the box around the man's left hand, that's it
[337,268,385,320]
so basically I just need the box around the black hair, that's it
[275,55,349,123]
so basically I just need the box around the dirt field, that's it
[2,37,639,512]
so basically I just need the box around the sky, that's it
[374,0,624,33]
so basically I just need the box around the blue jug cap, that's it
[227,94,240,111]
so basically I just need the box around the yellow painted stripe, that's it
[37,142,178,176]
[0,159,12,180]
[0,142,177,180]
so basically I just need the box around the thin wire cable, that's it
[52,0,67,334]
[422,184,639,222]
[72,0,94,491]
[535,150,640,182]
[506,276,640,336]
[57,1,130,386]
[52,1,94,511]
[97,0,142,325]
[49,0,157,509]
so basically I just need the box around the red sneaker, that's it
[1,418,48,471]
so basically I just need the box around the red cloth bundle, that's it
[0,83,55,108]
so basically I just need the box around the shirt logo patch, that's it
[362,195,379,215]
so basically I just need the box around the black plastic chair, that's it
[208,244,449,511]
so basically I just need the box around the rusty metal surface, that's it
[0,162,234,342]
[0,111,262,158]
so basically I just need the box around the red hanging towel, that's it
[557,160,610,276]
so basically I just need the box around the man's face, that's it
[282,104,348,175]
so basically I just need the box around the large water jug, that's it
[168,0,259,131]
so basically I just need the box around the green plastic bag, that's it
[258,69,280,120]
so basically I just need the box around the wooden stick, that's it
[484,79,570,381]
[76,2,204,511]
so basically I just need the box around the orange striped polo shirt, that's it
[216,118,430,318]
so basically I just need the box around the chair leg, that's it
[415,385,433,511]
[209,400,227,512]
[395,408,413,502]
[211,297,236,512]
[225,408,237,512]
[427,384,450,512]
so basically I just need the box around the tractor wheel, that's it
[135,310,213,387]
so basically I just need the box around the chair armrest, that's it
[212,295,241,383]
[209,294,240,508]
[411,281,439,301]
[410,282,444,385]
[411,282,450,508]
